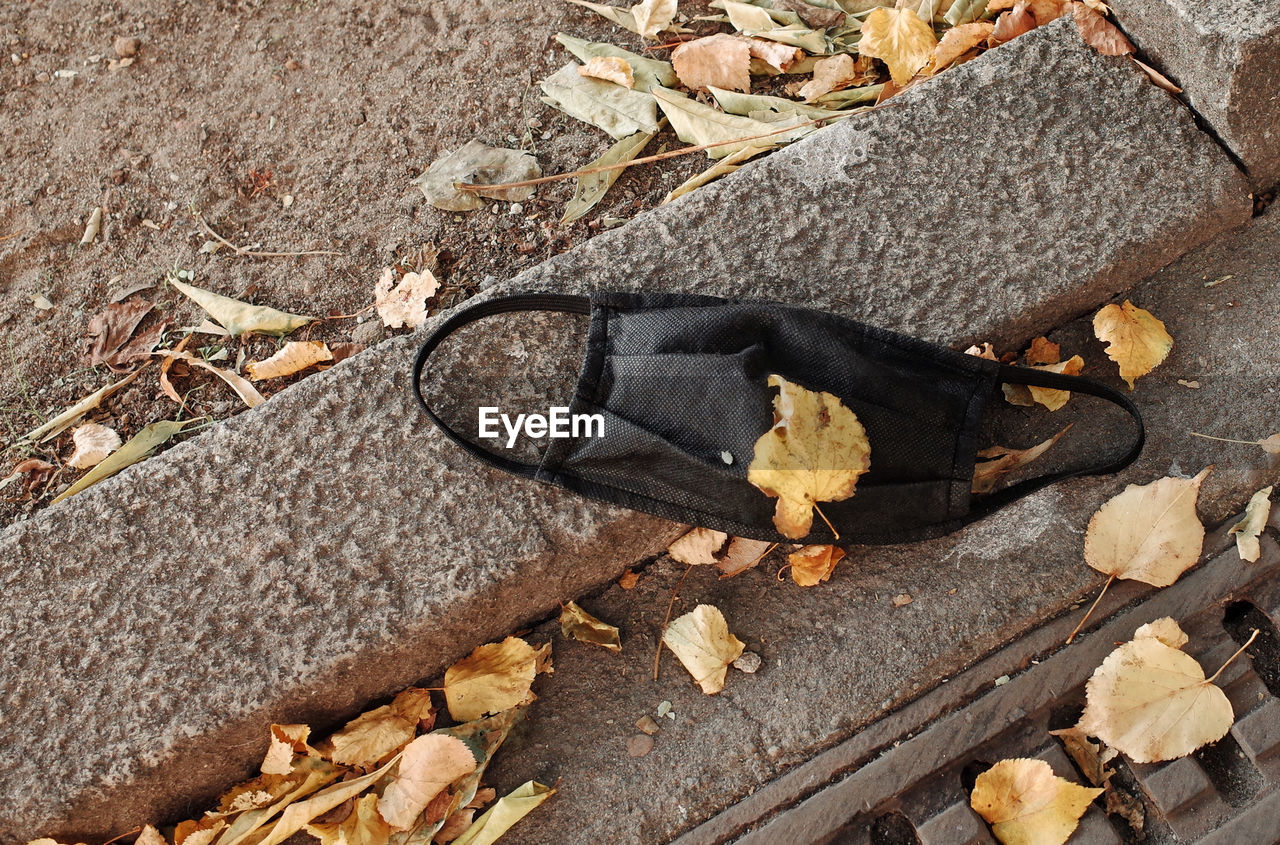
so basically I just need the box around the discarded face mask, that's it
[413,292,1144,546]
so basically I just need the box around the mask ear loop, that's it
[411,293,593,479]
[964,364,1145,521]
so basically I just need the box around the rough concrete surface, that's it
[1110,0,1280,190]
[0,20,1253,841]
[478,208,1280,844]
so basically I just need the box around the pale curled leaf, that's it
[748,374,870,539]
[52,418,204,504]
[579,55,635,88]
[1093,300,1172,388]
[788,544,846,587]
[169,278,313,338]
[378,733,479,830]
[67,423,122,469]
[631,0,677,38]
[555,34,677,91]
[747,38,804,73]
[135,826,167,845]
[668,526,729,565]
[445,637,549,721]
[988,2,1037,47]
[970,758,1102,845]
[799,54,861,101]
[245,341,333,381]
[663,604,746,694]
[414,141,541,210]
[1084,468,1210,587]
[672,34,752,93]
[374,267,440,330]
[1078,618,1234,762]
[259,724,311,775]
[161,350,265,409]
[451,781,555,845]
[858,7,937,85]
[254,755,399,845]
[1229,486,1272,563]
[559,600,622,652]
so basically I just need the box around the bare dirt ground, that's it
[0,0,714,525]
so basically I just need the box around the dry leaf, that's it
[1132,56,1182,93]
[631,0,678,38]
[451,781,555,845]
[541,62,662,139]
[748,374,871,539]
[159,350,265,409]
[1093,301,1172,388]
[173,819,226,845]
[892,592,913,607]
[555,33,678,92]
[663,143,774,204]
[260,724,312,776]
[662,604,746,694]
[788,544,846,586]
[327,687,436,769]
[1025,336,1060,366]
[304,794,390,845]
[858,7,937,85]
[374,267,440,330]
[1002,356,1085,411]
[169,277,314,338]
[579,55,635,88]
[254,756,395,845]
[559,600,622,653]
[83,298,162,370]
[668,526,729,565]
[672,34,752,93]
[717,536,774,577]
[246,341,334,381]
[1228,486,1272,563]
[988,2,1037,47]
[747,38,804,72]
[1072,2,1134,55]
[1077,618,1234,762]
[135,826,166,845]
[1084,468,1210,587]
[436,808,477,844]
[67,423,122,469]
[972,426,1071,494]
[653,88,810,159]
[775,0,845,28]
[1262,434,1280,454]
[20,366,147,444]
[564,127,659,223]
[969,758,1102,845]
[377,733,479,830]
[798,54,858,101]
[413,141,541,209]
[1029,0,1069,23]
[52,418,204,504]
[965,342,998,361]
[932,21,994,71]
[618,568,640,589]
[445,637,547,721]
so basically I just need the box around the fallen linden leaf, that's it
[451,780,556,845]
[169,277,314,338]
[662,604,746,694]
[788,544,846,587]
[261,723,312,775]
[559,600,622,653]
[378,733,479,830]
[717,536,775,578]
[1228,486,1273,563]
[374,266,440,330]
[748,374,871,539]
[67,422,122,469]
[631,0,677,39]
[1093,300,1172,389]
[246,341,333,381]
[1002,355,1085,411]
[858,6,937,85]
[969,758,1102,845]
[304,793,390,845]
[445,637,549,722]
[134,826,166,845]
[932,21,994,71]
[1077,618,1240,763]
[672,34,752,93]
[667,526,729,565]
[972,426,1072,495]
[988,2,1037,47]
[578,55,635,88]
[327,687,436,769]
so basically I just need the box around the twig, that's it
[1065,573,1115,645]
[0,230,23,243]
[1206,629,1259,683]
[326,304,377,320]
[194,211,343,258]
[1189,431,1261,446]
[101,827,142,845]
[653,563,695,682]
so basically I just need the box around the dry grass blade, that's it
[195,211,343,258]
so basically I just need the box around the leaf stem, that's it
[1066,573,1115,645]
[1206,629,1259,684]
[653,562,695,682]
[813,503,840,541]
[1188,431,1259,446]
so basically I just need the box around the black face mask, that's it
[413,292,1144,546]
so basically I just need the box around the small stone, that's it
[994,674,1011,686]
[284,58,300,71]
[891,593,913,608]
[1177,379,1200,389]
[733,651,761,674]
[656,700,671,719]
[281,194,294,208]
[508,203,523,215]
[635,715,660,735]
[113,35,141,58]
[626,734,654,757]
[351,319,386,347]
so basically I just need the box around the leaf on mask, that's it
[1093,300,1172,388]
[169,277,314,338]
[67,422,122,469]
[541,62,663,140]
[52,418,204,504]
[444,637,551,722]
[451,780,556,845]
[1084,468,1209,588]
[377,733,480,830]
[932,21,994,71]
[632,0,678,38]
[303,794,390,845]
[969,758,1102,845]
[559,600,622,653]
[564,126,660,223]
[663,143,775,204]
[83,298,168,371]
[555,34,677,91]
[1073,2,1134,55]
[414,141,541,211]
[246,341,334,381]
[1228,486,1273,563]
[579,55,636,88]
[972,425,1071,495]
[748,374,871,539]
[373,266,440,330]
[1076,617,1237,762]
[1002,355,1084,412]
[324,687,437,770]
[653,88,811,159]
[788,543,846,587]
[668,526,730,565]
[858,7,937,85]
[672,34,752,93]
[662,604,746,694]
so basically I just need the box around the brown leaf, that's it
[972,425,1072,494]
[932,22,994,72]
[717,536,774,577]
[1072,2,1134,55]
[618,568,641,589]
[672,34,752,93]
[1028,0,1069,23]
[1093,300,1172,388]
[0,458,54,496]
[774,0,845,28]
[788,544,846,586]
[988,3,1038,47]
[444,637,550,721]
[83,299,167,371]
[746,38,804,72]
[1025,336,1060,366]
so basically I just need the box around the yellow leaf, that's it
[210,757,341,845]
[578,55,635,88]
[246,341,333,381]
[1027,355,1085,411]
[662,143,775,204]
[662,604,746,694]
[260,723,311,775]
[747,374,871,539]
[445,637,548,721]
[304,794,390,845]
[672,34,752,93]
[788,544,846,586]
[1077,618,1234,762]
[452,781,556,845]
[667,526,729,565]
[378,733,479,830]
[1228,486,1273,563]
[1092,300,1172,388]
[1083,468,1209,587]
[327,687,435,769]
[972,426,1071,495]
[254,755,399,845]
[51,418,204,504]
[858,7,938,85]
[1025,336,1060,366]
[169,277,313,338]
[374,267,440,330]
[559,600,622,653]
[969,758,1102,845]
